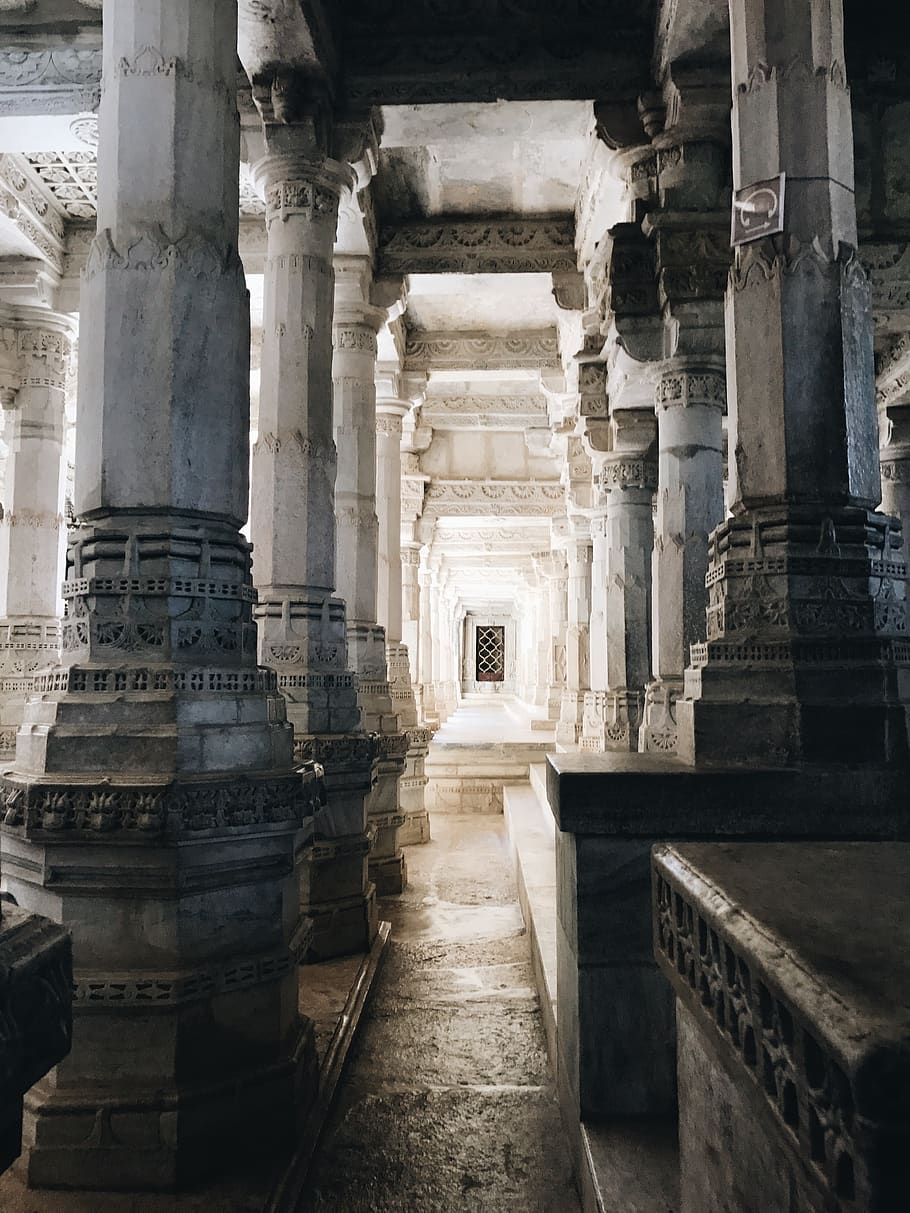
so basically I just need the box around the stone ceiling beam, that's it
[339,0,652,106]
[378,218,576,276]
[422,478,565,517]
[0,40,101,117]
[404,329,559,372]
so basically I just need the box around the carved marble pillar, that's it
[583,450,657,751]
[0,1,317,1190]
[678,0,910,766]
[0,309,72,755]
[332,257,407,895]
[543,551,568,721]
[640,362,725,753]
[250,121,377,958]
[416,547,437,725]
[376,396,430,846]
[556,523,593,750]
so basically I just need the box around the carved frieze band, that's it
[75,945,298,1009]
[599,457,658,491]
[0,773,315,837]
[85,228,243,280]
[264,180,340,227]
[421,394,549,428]
[657,369,726,410]
[378,218,576,274]
[404,330,559,371]
[423,480,565,516]
[333,326,378,356]
[0,47,102,115]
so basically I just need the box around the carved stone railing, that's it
[653,841,910,1212]
[0,899,72,1174]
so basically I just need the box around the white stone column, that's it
[678,0,910,767]
[332,257,408,895]
[583,443,657,751]
[416,546,437,725]
[542,551,568,721]
[556,523,593,750]
[250,115,377,958]
[376,394,430,846]
[1,1,313,1190]
[0,309,72,754]
[640,362,725,753]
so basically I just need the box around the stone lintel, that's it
[545,752,910,838]
[341,31,648,107]
[378,217,576,275]
[403,329,559,372]
[653,841,910,1206]
[0,43,102,118]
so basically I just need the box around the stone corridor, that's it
[301,813,578,1213]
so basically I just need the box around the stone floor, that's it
[300,812,579,1213]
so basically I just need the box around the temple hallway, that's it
[431,698,556,746]
[299,813,579,1212]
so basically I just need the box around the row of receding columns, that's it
[0,0,426,1191]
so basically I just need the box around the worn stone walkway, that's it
[299,813,579,1213]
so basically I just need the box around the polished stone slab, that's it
[547,751,910,837]
[654,842,910,1213]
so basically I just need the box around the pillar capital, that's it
[252,151,354,230]
[655,358,726,412]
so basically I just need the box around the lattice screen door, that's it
[475,625,505,682]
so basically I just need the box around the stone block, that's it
[654,842,910,1213]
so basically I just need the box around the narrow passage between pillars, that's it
[301,813,579,1213]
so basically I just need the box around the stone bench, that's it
[652,841,910,1213]
[0,899,72,1174]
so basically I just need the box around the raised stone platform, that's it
[503,771,679,1213]
[0,925,390,1212]
[653,842,910,1213]
[546,751,910,1132]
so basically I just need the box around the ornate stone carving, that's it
[422,480,565,517]
[333,325,378,355]
[294,733,377,769]
[420,395,548,430]
[654,856,863,1207]
[264,179,340,227]
[656,368,726,409]
[378,218,576,274]
[22,150,97,220]
[599,456,658,490]
[0,155,67,273]
[404,329,559,371]
[0,773,315,836]
[84,228,242,280]
[0,48,102,116]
